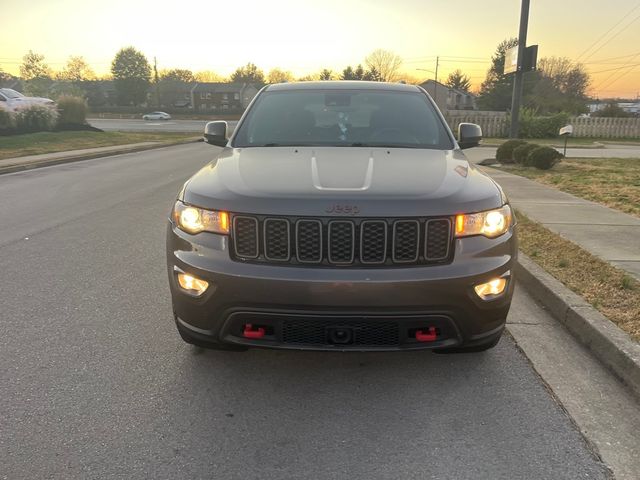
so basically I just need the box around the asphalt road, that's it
[89,118,238,133]
[0,143,610,479]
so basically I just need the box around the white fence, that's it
[444,113,640,139]
[570,117,640,138]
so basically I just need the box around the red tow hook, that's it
[416,327,437,342]
[243,324,266,339]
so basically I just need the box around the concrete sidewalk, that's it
[0,139,199,174]
[484,167,640,280]
[466,145,640,163]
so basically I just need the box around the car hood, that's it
[182,147,504,217]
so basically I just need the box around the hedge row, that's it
[0,96,88,135]
[496,139,563,170]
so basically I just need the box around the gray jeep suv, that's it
[167,81,516,352]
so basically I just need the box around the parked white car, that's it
[0,88,55,112]
[142,111,171,120]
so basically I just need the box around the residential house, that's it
[190,83,259,112]
[159,80,196,108]
[419,80,477,112]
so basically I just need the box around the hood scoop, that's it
[311,149,374,191]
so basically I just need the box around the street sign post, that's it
[505,46,519,75]
[509,0,531,139]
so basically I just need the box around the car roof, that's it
[264,81,422,93]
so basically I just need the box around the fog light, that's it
[474,277,507,300]
[177,272,209,297]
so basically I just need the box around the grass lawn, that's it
[0,131,198,160]
[497,158,640,217]
[517,210,639,341]
[482,137,640,147]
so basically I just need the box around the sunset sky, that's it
[1,0,639,98]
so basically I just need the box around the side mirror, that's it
[458,123,482,150]
[204,121,228,147]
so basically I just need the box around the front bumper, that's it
[167,222,517,351]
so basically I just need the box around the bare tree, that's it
[364,49,402,82]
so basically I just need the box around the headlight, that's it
[455,205,512,238]
[172,201,229,235]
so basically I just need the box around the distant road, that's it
[89,118,239,133]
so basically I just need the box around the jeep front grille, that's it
[231,215,453,267]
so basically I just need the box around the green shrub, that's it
[14,105,58,133]
[519,111,570,139]
[525,146,563,170]
[496,139,527,163]
[57,96,88,126]
[513,143,539,164]
[0,107,15,133]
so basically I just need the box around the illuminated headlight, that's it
[474,276,508,300]
[172,201,229,235]
[176,271,209,297]
[455,205,512,238]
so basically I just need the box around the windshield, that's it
[232,89,453,149]
[0,89,24,99]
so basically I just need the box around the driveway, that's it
[0,143,612,479]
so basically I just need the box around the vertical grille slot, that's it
[296,219,323,263]
[425,219,451,260]
[230,214,455,267]
[263,218,290,261]
[328,221,355,264]
[392,220,420,263]
[233,216,259,258]
[360,220,388,264]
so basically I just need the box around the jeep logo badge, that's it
[326,204,360,215]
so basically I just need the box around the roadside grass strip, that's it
[499,158,640,217]
[516,210,639,342]
[0,131,197,160]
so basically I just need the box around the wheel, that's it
[177,323,248,351]
[433,334,501,354]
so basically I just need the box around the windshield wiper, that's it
[257,143,300,147]
[348,143,421,149]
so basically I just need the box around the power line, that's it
[583,51,640,64]
[576,2,640,61]
[582,11,640,63]
[593,50,640,92]
[596,63,640,93]
[590,62,640,74]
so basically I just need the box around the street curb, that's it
[0,137,202,175]
[515,252,640,399]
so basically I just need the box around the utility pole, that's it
[509,0,531,138]
[433,56,440,106]
[153,56,160,108]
